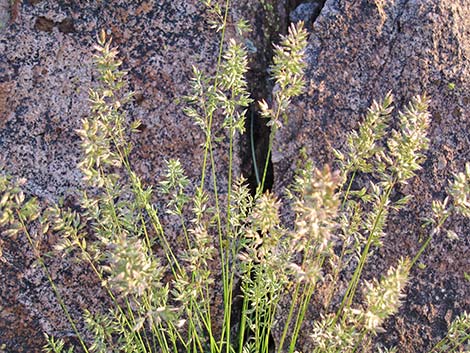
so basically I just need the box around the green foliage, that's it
[257,21,308,190]
[431,312,470,353]
[43,334,74,353]
[1,3,469,353]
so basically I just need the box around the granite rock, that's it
[0,0,10,29]
[289,1,322,29]
[0,0,284,351]
[273,0,470,351]
[1,0,469,351]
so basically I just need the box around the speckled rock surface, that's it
[0,0,285,351]
[3,0,469,351]
[289,1,322,29]
[0,0,10,29]
[273,0,470,351]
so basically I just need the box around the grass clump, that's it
[0,3,469,353]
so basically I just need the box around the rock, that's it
[289,1,322,29]
[273,0,470,351]
[0,0,9,29]
[0,0,285,351]
[2,0,468,351]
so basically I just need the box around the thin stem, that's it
[411,212,449,268]
[258,101,283,195]
[259,124,277,195]
[18,214,91,353]
[277,282,302,353]
[75,233,148,349]
[191,1,233,348]
[250,108,261,185]
[288,254,325,353]
[264,291,284,353]
[410,234,432,269]
[199,0,231,191]
[324,170,358,312]
[342,170,357,208]
[237,292,250,353]
[335,180,395,325]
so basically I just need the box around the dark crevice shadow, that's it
[236,1,328,352]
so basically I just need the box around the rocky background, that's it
[275,0,470,192]
[273,0,470,351]
[0,0,282,350]
[0,0,469,352]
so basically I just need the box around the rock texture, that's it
[0,0,10,29]
[0,0,285,351]
[274,0,470,351]
[1,0,469,352]
[289,1,323,29]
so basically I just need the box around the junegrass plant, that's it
[0,2,469,353]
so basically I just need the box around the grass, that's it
[0,2,469,352]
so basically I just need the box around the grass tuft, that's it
[0,5,469,353]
